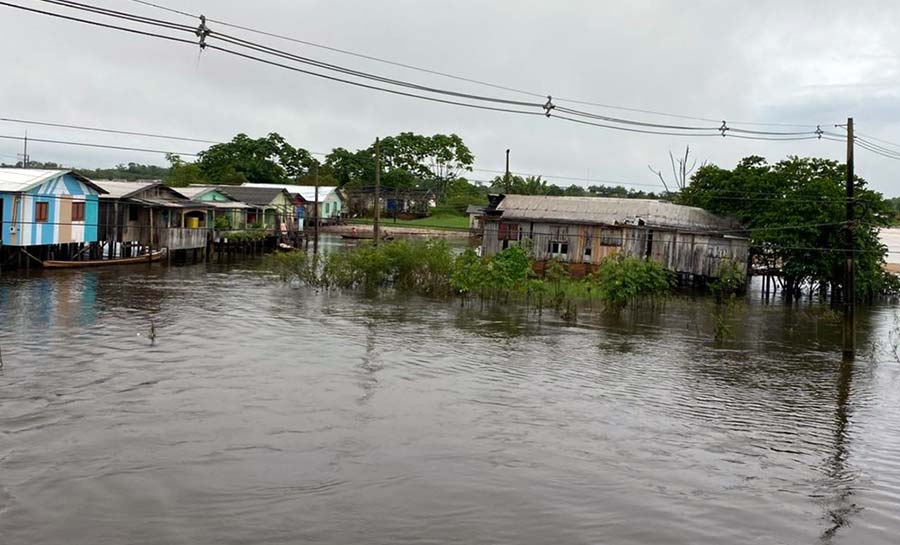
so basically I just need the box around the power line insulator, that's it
[543,95,555,118]
[719,120,729,137]
[195,14,210,50]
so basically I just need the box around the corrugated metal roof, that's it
[0,169,65,192]
[217,185,290,206]
[176,186,216,199]
[92,180,162,199]
[495,195,741,232]
[241,183,339,203]
[0,168,106,194]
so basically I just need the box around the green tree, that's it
[197,133,315,185]
[680,155,893,301]
[164,154,206,187]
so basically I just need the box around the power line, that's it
[0,117,222,144]
[122,0,827,130]
[0,134,199,156]
[9,1,548,117]
[0,0,194,45]
[9,1,835,137]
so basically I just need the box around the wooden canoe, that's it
[43,250,165,269]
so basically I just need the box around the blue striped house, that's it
[0,169,106,247]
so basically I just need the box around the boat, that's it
[341,232,395,241]
[42,250,166,269]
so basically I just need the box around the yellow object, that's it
[187,217,200,229]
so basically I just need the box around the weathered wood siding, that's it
[160,228,207,250]
[482,219,748,278]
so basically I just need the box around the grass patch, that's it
[349,214,470,231]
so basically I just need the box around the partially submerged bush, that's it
[266,241,676,314]
[591,254,673,311]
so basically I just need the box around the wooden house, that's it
[93,180,211,257]
[481,194,749,280]
[216,185,297,232]
[177,186,254,231]
[240,183,344,226]
[0,169,107,264]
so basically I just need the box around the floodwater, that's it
[1,251,899,544]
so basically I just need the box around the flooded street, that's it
[1,256,899,544]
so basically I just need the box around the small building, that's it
[481,194,749,280]
[177,186,254,231]
[93,180,211,256]
[0,169,106,262]
[880,227,900,274]
[215,185,297,232]
[343,187,433,219]
[240,183,344,225]
[466,204,486,231]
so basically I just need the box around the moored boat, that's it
[42,250,166,269]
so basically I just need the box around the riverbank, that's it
[346,214,470,231]
[323,223,471,239]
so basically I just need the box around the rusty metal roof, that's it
[494,195,742,232]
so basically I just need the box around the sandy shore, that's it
[322,224,471,239]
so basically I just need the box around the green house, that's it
[215,186,297,232]
[179,186,253,231]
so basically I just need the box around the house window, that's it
[584,246,592,262]
[600,229,624,247]
[498,222,521,241]
[72,201,85,222]
[35,202,49,223]
[129,205,139,222]
[548,240,569,257]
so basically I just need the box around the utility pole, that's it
[842,117,855,360]
[313,162,320,254]
[373,137,381,246]
[504,148,511,192]
[18,130,29,168]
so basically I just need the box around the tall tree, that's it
[681,156,893,300]
[197,133,315,185]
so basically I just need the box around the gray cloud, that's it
[1,0,898,195]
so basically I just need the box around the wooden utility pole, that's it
[148,207,154,264]
[504,148,511,192]
[373,137,381,246]
[313,162,320,254]
[842,117,855,360]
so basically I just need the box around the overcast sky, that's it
[1,0,898,195]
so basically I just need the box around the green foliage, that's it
[324,133,474,200]
[197,133,315,185]
[226,229,267,242]
[681,155,893,300]
[591,255,673,312]
[488,174,659,199]
[213,214,231,230]
[69,162,169,181]
[165,154,206,187]
[708,259,746,302]
[266,241,676,319]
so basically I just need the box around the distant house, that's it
[343,187,433,219]
[215,185,296,232]
[466,204,486,231]
[0,169,106,252]
[480,194,749,280]
[239,183,344,225]
[177,186,254,231]
[93,180,211,256]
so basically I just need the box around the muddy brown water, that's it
[1,251,899,544]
